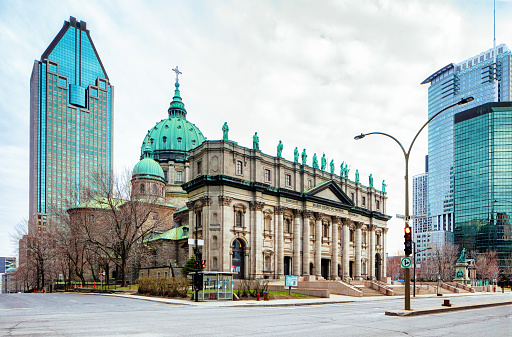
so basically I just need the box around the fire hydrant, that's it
[256,293,260,301]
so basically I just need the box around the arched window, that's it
[264,255,271,272]
[236,160,243,175]
[212,257,218,270]
[212,236,218,249]
[323,222,329,238]
[264,217,271,232]
[212,212,218,224]
[152,184,157,195]
[140,183,145,194]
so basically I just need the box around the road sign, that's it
[401,256,412,269]
[285,275,299,287]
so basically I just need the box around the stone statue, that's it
[312,153,319,169]
[457,248,467,262]
[277,140,283,158]
[345,164,350,179]
[382,180,387,193]
[253,132,259,150]
[355,169,360,183]
[294,147,299,163]
[321,153,327,171]
[369,174,373,188]
[222,122,229,141]
[330,159,335,174]
[301,149,307,165]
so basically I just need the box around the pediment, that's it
[304,180,354,207]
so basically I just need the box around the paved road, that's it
[0,293,511,336]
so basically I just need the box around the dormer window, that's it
[192,140,196,146]
[177,125,182,129]
[177,137,182,143]
[162,136,167,143]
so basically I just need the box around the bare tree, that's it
[417,244,459,281]
[475,250,500,283]
[387,254,405,281]
[71,169,173,287]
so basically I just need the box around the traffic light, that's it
[194,260,200,270]
[404,226,412,256]
[193,272,203,290]
[201,260,206,269]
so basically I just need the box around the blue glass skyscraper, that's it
[421,44,512,247]
[29,17,113,233]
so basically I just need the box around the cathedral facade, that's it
[138,68,390,280]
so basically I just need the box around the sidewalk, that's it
[88,290,512,309]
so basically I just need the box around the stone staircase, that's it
[350,280,387,296]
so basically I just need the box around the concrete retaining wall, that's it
[298,280,362,297]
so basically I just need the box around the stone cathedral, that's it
[136,68,391,281]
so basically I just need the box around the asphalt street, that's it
[0,292,511,336]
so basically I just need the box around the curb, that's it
[385,300,512,317]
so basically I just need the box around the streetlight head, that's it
[458,97,474,105]
[354,133,366,140]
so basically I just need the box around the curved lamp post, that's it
[354,96,473,310]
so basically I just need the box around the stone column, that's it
[355,222,363,280]
[382,228,388,279]
[186,201,195,258]
[250,201,265,277]
[199,196,211,267]
[275,206,285,277]
[302,211,313,275]
[342,220,350,280]
[315,214,322,278]
[292,209,301,276]
[218,196,232,272]
[369,224,376,280]
[331,217,341,280]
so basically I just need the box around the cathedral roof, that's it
[133,142,165,182]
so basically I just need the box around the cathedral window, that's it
[212,236,218,249]
[284,219,291,233]
[264,216,271,232]
[235,211,243,227]
[350,229,354,242]
[362,196,366,207]
[176,171,183,183]
[264,169,271,182]
[376,200,380,210]
[197,161,202,175]
[264,255,271,272]
[212,257,218,270]
[196,211,202,228]
[236,160,243,175]
[140,183,145,194]
[285,174,291,186]
[323,222,329,238]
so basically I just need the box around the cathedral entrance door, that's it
[284,256,291,275]
[232,239,245,279]
[375,253,381,281]
[321,259,330,279]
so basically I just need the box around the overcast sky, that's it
[1,0,510,259]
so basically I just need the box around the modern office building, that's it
[454,102,512,270]
[421,44,512,248]
[29,17,113,233]
[0,257,16,294]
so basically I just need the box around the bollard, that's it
[442,299,451,307]
[256,293,260,301]
[263,292,269,301]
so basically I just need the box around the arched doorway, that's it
[375,253,381,281]
[232,239,245,279]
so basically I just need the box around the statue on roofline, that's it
[330,159,335,174]
[321,153,327,171]
[312,153,319,169]
[253,132,259,150]
[294,147,299,163]
[277,140,283,158]
[222,122,229,141]
[301,149,307,165]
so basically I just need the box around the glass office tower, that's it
[29,17,113,233]
[454,102,512,269]
[422,44,512,246]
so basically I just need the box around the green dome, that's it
[132,157,165,182]
[140,79,205,162]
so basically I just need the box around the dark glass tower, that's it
[454,102,512,270]
[29,16,113,233]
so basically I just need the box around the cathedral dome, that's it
[140,69,205,162]
[132,157,165,182]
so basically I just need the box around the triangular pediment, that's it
[304,180,354,207]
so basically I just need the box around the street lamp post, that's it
[354,96,473,310]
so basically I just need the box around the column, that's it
[331,217,340,280]
[369,224,376,280]
[355,222,362,280]
[315,214,322,278]
[343,220,350,280]
[276,206,284,277]
[292,209,301,276]
[186,201,195,258]
[382,228,388,279]
[200,196,211,268]
[218,196,232,272]
[250,201,265,277]
[302,211,312,275]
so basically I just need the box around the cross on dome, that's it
[172,66,182,83]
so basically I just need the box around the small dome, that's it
[132,157,165,182]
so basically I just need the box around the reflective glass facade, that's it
[29,17,113,232]
[454,102,512,268]
[423,44,512,245]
